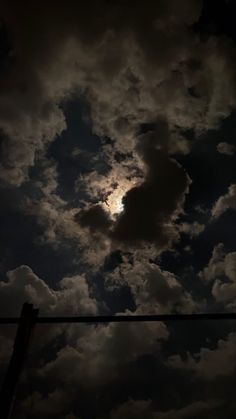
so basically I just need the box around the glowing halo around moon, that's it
[103,187,125,217]
[101,177,140,219]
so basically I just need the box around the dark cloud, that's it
[112,125,190,245]
[109,398,225,419]
[75,204,112,234]
[0,0,235,186]
[167,331,236,400]
[0,2,236,418]
[75,122,190,247]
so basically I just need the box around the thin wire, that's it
[0,312,236,324]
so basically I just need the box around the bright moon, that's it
[102,177,139,218]
[104,188,125,217]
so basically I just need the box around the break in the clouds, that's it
[0,1,236,418]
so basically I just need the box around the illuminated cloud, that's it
[0,0,236,188]
[211,184,236,218]
[217,142,235,155]
[199,243,236,310]
[168,332,236,380]
[0,265,97,316]
[107,258,200,314]
[0,2,236,418]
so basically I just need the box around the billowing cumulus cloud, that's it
[22,161,112,268]
[1,0,236,258]
[107,257,200,314]
[211,184,236,218]
[0,0,236,190]
[199,243,236,309]
[12,306,168,417]
[199,243,227,282]
[41,319,168,386]
[1,2,236,418]
[168,332,236,380]
[0,265,97,316]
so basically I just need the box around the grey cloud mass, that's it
[199,243,236,309]
[109,398,224,419]
[0,1,236,418]
[212,184,236,218]
[0,0,236,188]
[217,141,236,155]
[112,136,190,246]
[0,265,97,316]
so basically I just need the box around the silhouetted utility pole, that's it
[0,303,38,419]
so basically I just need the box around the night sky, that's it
[0,1,236,418]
